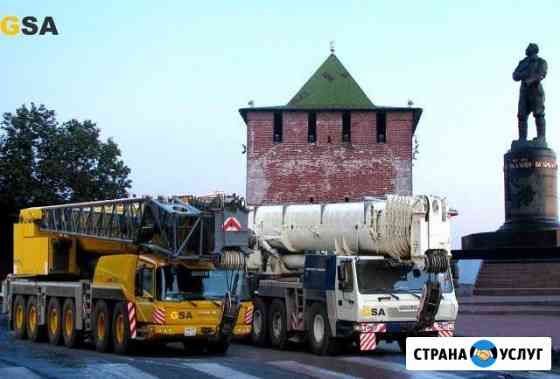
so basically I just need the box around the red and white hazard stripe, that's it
[360,332,377,351]
[127,302,137,339]
[438,330,454,337]
[243,305,254,325]
[359,323,386,333]
[425,321,455,337]
[359,323,385,351]
[152,307,165,325]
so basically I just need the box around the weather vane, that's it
[330,40,335,54]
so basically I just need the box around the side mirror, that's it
[337,266,346,283]
[337,265,349,291]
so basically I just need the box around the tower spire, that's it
[329,40,335,54]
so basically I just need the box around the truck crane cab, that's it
[334,255,458,349]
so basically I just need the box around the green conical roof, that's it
[287,54,375,109]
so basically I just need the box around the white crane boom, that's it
[249,195,451,272]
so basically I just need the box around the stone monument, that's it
[462,44,560,295]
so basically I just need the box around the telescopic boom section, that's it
[250,195,452,272]
[29,195,248,260]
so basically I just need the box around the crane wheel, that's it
[47,297,63,345]
[268,299,288,350]
[27,296,44,342]
[251,298,269,346]
[62,299,81,348]
[93,300,112,353]
[112,302,132,354]
[308,302,337,356]
[13,295,27,340]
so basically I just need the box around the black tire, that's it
[27,296,44,342]
[398,336,407,353]
[112,302,132,354]
[93,300,112,353]
[62,298,81,348]
[13,295,27,340]
[251,297,269,346]
[268,299,288,349]
[207,338,230,355]
[47,297,62,345]
[308,302,337,356]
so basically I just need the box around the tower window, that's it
[273,112,283,143]
[377,111,387,143]
[308,112,317,143]
[342,112,351,143]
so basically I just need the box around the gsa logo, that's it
[470,339,498,368]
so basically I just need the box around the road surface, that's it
[0,316,557,379]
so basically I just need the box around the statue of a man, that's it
[513,43,548,141]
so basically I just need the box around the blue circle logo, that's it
[470,340,498,368]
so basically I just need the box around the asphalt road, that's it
[0,316,558,379]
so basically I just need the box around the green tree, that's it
[0,103,131,208]
[0,103,132,277]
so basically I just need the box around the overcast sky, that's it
[2,1,559,282]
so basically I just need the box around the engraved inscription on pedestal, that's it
[502,145,558,230]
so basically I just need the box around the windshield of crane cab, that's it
[157,265,245,301]
[355,260,453,294]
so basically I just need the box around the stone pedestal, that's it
[501,141,558,231]
[461,140,560,296]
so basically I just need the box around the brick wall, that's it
[246,110,414,205]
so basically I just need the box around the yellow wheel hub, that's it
[49,308,59,335]
[28,305,37,332]
[64,308,73,337]
[115,314,124,344]
[15,304,24,330]
[97,313,105,339]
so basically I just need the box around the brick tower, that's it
[240,52,422,206]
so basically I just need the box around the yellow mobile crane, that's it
[1,195,249,354]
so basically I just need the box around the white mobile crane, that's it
[246,195,458,355]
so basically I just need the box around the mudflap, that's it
[358,323,386,352]
[359,332,378,351]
